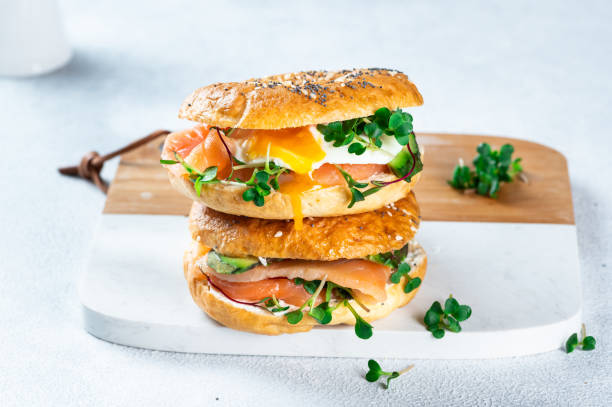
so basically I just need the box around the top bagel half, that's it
[178,68,422,129]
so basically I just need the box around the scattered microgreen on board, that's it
[566,324,596,353]
[365,359,414,389]
[448,143,523,198]
[424,295,472,338]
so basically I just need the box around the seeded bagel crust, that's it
[183,239,427,335]
[189,192,420,260]
[178,68,423,130]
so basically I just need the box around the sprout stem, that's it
[398,365,414,375]
[347,290,371,313]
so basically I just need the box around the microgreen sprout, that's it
[293,278,320,294]
[390,263,410,284]
[566,323,596,353]
[344,300,373,339]
[285,277,327,325]
[160,152,220,196]
[258,296,289,314]
[389,263,421,293]
[343,288,371,313]
[241,163,286,207]
[287,278,373,339]
[316,107,414,156]
[403,276,422,294]
[292,278,339,324]
[335,165,382,208]
[368,245,421,293]
[424,295,472,338]
[448,143,523,198]
[225,134,287,207]
[365,359,414,389]
[368,244,409,269]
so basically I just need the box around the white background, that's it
[1,0,610,405]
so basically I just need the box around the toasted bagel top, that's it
[178,68,423,129]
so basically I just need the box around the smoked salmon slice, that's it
[208,275,312,307]
[202,258,392,304]
[164,124,208,158]
[162,124,234,179]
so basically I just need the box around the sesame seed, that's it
[274,231,283,238]
[233,68,404,108]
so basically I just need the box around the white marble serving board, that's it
[80,214,582,359]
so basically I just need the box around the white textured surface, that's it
[0,0,611,405]
[81,216,582,358]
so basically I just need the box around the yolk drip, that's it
[246,127,326,174]
[278,172,320,230]
[245,127,326,229]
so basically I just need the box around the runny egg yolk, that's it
[245,127,326,175]
[277,172,320,230]
[245,127,326,231]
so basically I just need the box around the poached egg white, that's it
[231,125,402,174]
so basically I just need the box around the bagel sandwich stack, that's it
[161,68,427,337]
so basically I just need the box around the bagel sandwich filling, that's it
[161,107,423,230]
[161,68,428,338]
[191,240,426,339]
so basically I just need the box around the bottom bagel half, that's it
[183,240,427,336]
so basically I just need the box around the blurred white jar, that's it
[0,0,71,77]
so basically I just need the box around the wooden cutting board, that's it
[81,133,581,359]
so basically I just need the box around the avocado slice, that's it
[388,142,423,182]
[388,148,411,178]
[206,251,260,274]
